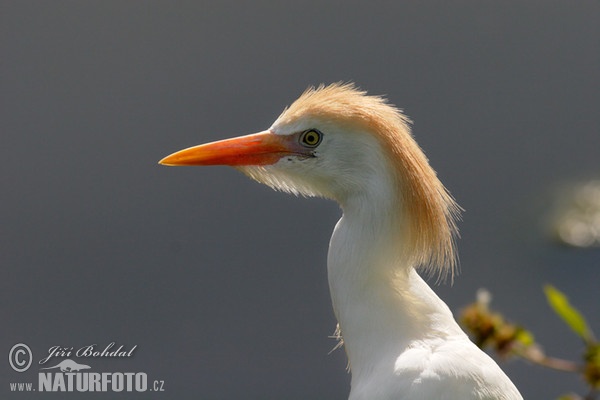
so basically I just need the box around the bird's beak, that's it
[159,130,294,166]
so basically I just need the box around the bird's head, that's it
[160,83,460,277]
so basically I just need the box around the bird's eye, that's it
[300,129,323,148]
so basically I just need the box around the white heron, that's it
[159,83,522,399]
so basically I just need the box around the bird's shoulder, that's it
[351,335,522,400]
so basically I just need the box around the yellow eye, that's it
[300,129,323,148]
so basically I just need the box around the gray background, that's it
[2,1,599,399]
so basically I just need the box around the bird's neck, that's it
[327,190,463,382]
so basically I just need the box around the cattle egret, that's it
[159,83,523,399]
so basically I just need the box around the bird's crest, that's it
[277,83,461,279]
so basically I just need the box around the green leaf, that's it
[515,329,535,347]
[556,395,578,400]
[544,284,592,343]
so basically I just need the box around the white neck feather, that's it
[327,176,464,387]
[321,134,521,399]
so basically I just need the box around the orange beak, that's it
[159,130,298,167]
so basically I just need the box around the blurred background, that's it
[1,1,599,398]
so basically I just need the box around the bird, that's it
[159,83,523,399]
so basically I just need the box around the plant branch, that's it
[512,344,581,373]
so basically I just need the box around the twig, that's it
[513,344,581,373]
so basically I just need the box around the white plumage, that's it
[160,83,522,399]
